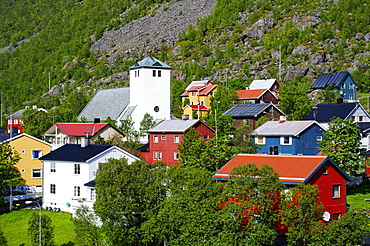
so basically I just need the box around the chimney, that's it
[279,116,286,123]
[81,132,90,148]
[337,98,343,104]
[94,118,100,123]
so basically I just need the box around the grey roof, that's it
[253,120,321,136]
[148,119,201,133]
[119,105,136,121]
[129,56,171,70]
[223,103,284,118]
[249,79,277,90]
[78,87,130,122]
[6,109,24,119]
[311,72,354,89]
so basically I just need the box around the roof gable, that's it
[78,87,130,122]
[213,154,350,183]
[304,102,366,122]
[49,123,110,137]
[253,120,323,136]
[148,119,214,133]
[129,56,171,70]
[311,72,354,89]
[185,105,208,110]
[249,79,278,90]
[223,103,284,118]
[2,133,52,146]
[236,89,267,99]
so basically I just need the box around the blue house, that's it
[311,72,357,101]
[253,120,325,155]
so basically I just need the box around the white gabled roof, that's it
[148,119,200,133]
[253,120,323,136]
[249,79,277,90]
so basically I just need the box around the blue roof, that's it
[39,144,114,162]
[223,104,283,118]
[311,72,352,89]
[0,133,22,143]
[129,56,171,70]
[304,102,359,122]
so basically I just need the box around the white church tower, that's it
[128,56,171,131]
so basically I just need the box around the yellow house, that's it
[5,133,51,188]
[181,80,217,119]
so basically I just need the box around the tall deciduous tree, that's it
[144,166,221,245]
[318,117,362,175]
[119,116,139,142]
[279,79,313,120]
[280,184,324,246]
[0,142,24,206]
[94,159,167,245]
[139,113,156,138]
[233,120,259,154]
[73,205,102,246]
[218,163,284,245]
[28,212,55,246]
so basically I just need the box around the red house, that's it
[6,109,25,133]
[236,89,278,104]
[213,154,351,220]
[140,119,215,166]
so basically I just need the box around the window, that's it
[153,70,156,77]
[153,151,162,160]
[137,70,139,77]
[256,136,265,145]
[32,169,42,178]
[191,92,196,97]
[21,150,26,154]
[359,116,364,122]
[158,70,161,77]
[154,135,159,143]
[7,119,11,124]
[74,186,80,197]
[174,152,180,160]
[341,83,345,89]
[90,189,96,201]
[210,91,214,96]
[50,163,56,173]
[269,146,279,155]
[316,135,323,142]
[14,119,18,124]
[135,71,137,77]
[74,164,80,174]
[323,166,328,175]
[332,185,341,198]
[174,135,179,143]
[32,150,42,160]
[280,136,292,145]
[21,169,26,173]
[351,116,355,121]
[158,151,162,160]
[161,135,167,140]
[200,101,204,105]
[203,135,209,140]
[349,83,354,89]
[332,213,341,220]
[50,184,56,194]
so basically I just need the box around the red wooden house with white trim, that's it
[139,119,215,166]
[236,89,278,104]
[213,154,351,220]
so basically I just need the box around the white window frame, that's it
[32,169,42,178]
[280,136,292,145]
[255,136,265,145]
[32,150,42,160]
[174,152,180,160]
[316,135,323,142]
[50,184,56,194]
[90,188,96,201]
[74,164,81,175]
[161,135,167,140]
[50,163,56,173]
[174,135,179,143]
[74,186,81,197]
[153,135,159,143]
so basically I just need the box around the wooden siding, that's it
[10,136,51,186]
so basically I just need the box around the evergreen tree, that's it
[28,212,55,246]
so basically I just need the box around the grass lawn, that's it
[347,180,370,212]
[0,209,76,246]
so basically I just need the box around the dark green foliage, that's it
[139,113,156,137]
[73,205,102,246]
[318,117,362,175]
[94,159,167,245]
[28,211,55,246]
[317,84,341,104]
[0,224,7,245]
[233,120,259,154]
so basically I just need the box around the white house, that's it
[40,143,140,213]
[78,56,172,140]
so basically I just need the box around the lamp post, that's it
[25,200,42,246]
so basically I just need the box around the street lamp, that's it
[25,200,42,246]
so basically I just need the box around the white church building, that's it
[78,56,172,135]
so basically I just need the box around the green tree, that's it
[139,113,156,138]
[233,120,259,154]
[0,227,7,246]
[21,108,54,138]
[318,117,362,175]
[311,210,370,246]
[178,128,204,166]
[218,163,284,245]
[280,184,324,246]
[73,205,102,246]
[317,84,341,104]
[0,142,24,206]
[144,166,221,245]
[28,212,55,246]
[279,79,313,120]
[119,116,139,142]
[94,159,167,245]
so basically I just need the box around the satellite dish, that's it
[323,211,330,222]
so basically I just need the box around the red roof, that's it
[236,89,267,99]
[213,154,349,183]
[54,123,109,136]
[181,84,217,97]
[186,105,208,110]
